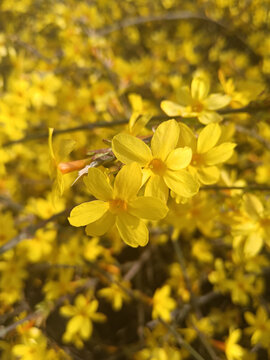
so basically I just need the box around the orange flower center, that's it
[109,199,128,214]
[260,217,270,227]
[191,153,203,166]
[191,100,204,113]
[149,158,167,176]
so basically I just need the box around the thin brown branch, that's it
[8,35,53,63]
[92,11,261,65]
[3,119,128,147]
[3,103,270,148]
[160,319,207,360]
[0,311,42,338]
[123,247,152,281]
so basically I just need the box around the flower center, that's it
[109,199,128,214]
[191,153,203,166]
[260,217,270,228]
[149,158,167,176]
[191,100,204,113]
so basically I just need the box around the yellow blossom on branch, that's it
[245,306,270,348]
[233,194,270,257]
[112,119,199,202]
[60,293,106,348]
[98,281,131,311]
[225,329,246,360]
[68,163,168,247]
[178,122,236,184]
[152,285,176,322]
[161,75,231,124]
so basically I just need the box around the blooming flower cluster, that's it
[69,119,235,248]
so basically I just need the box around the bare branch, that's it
[4,103,270,148]
[92,11,261,65]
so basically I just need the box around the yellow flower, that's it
[98,281,131,311]
[152,285,176,322]
[0,98,27,138]
[0,211,17,246]
[178,122,236,184]
[191,239,213,264]
[161,76,231,124]
[60,294,106,346]
[218,70,249,107]
[43,268,80,301]
[166,192,218,238]
[208,258,230,294]
[12,329,49,360]
[225,329,246,360]
[233,194,270,257]
[112,119,199,202]
[228,270,255,305]
[84,237,104,261]
[233,195,270,255]
[21,228,56,262]
[29,73,61,108]
[68,163,168,247]
[245,306,270,348]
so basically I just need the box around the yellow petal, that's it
[243,194,263,220]
[166,147,192,170]
[197,123,221,153]
[244,233,263,257]
[116,213,149,247]
[160,100,185,116]
[129,196,168,220]
[85,211,115,236]
[203,93,231,110]
[176,87,193,105]
[164,170,199,197]
[142,168,152,185]
[196,166,220,184]
[80,319,92,339]
[203,143,236,165]
[67,315,84,335]
[114,163,142,200]
[178,123,196,151]
[128,93,143,112]
[191,77,210,100]
[145,174,169,202]
[198,111,222,125]
[89,299,99,313]
[151,119,179,161]
[112,133,152,166]
[68,201,109,227]
[244,312,255,325]
[84,167,113,201]
[75,294,87,308]
[60,305,76,317]
[57,138,77,160]
[130,114,152,136]
[48,128,55,160]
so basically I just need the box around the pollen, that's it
[149,158,167,176]
[109,199,128,214]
